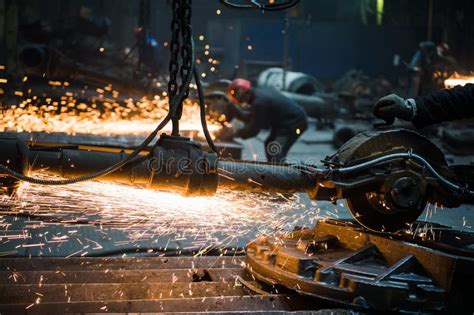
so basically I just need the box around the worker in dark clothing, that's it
[373,84,474,128]
[226,78,308,162]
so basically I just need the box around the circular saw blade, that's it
[329,128,449,233]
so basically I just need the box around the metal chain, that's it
[167,0,193,135]
[168,0,182,110]
[176,0,193,123]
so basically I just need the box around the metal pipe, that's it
[29,147,217,196]
[29,149,149,186]
[218,160,316,193]
[28,148,316,195]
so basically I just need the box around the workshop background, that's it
[2,0,474,78]
[0,0,473,314]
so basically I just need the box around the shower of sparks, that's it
[0,82,222,137]
[0,174,320,257]
[444,72,474,89]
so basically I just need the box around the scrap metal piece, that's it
[246,219,474,313]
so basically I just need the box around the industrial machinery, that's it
[1,1,474,313]
[0,128,472,233]
[2,126,474,312]
[247,219,474,313]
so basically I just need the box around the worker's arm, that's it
[373,84,474,128]
[234,106,264,139]
[234,118,261,139]
[412,84,474,128]
[229,103,252,122]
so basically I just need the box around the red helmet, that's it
[227,78,251,103]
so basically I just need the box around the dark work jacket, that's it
[413,84,474,129]
[232,87,308,139]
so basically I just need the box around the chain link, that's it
[179,0,193,96]
[167,0,181,102]
[176,0,193,121]
[167,0,193,134]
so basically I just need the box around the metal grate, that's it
[0,256,342,314]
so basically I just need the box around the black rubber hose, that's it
[194,65,219,154]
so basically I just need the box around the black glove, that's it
[373,94,416,125]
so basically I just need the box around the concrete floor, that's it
[0,123,473,257]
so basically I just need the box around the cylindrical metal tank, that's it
[257,67,324,95]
